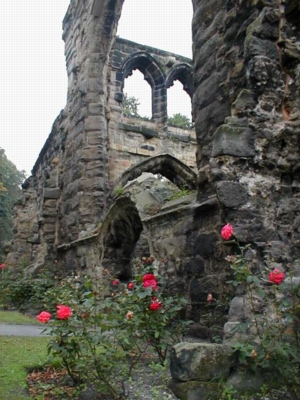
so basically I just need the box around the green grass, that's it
[0,311,39,325]
[0,336,49,400]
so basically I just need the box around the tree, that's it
[168,113,191,129]
[122,94,141,118]
[0,148,26,260]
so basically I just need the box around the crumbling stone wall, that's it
[6,0,196,275]
[107,37,195,182]
[194,0,300,271]
[6,0,300,338]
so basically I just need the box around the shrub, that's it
[221,224,300,398]
[0,263,60,313]
[37,257,191,398]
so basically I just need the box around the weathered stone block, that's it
[78,177,104,191]
[245,35,279,60]
[215,181,248,208]
[170,342,234,382]
[43,199,57,209]
[85,116,105,131]
[193,233,218,258]
[43,188,60,199]
[80,147,103,162]
[168,379,220,400]
[232,89,256,116]
[27,234,40,244]
[87,131,102,145]
[212,124,255,157]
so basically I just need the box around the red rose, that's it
[221,224,233,240]
[37,311,51,323]
[56,305,72,320]
[142,274,156,282]
[0,263,5,270]
[269,269,284,285]
[143,279,158,290]
[142,274,158,290]
[127,282,134,290]
[149,297,162,311]
[112,279,120,286]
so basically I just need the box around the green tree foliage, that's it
[122,93,141,118]
[168,113,191,129]
[0,148,25,260]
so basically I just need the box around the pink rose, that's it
[126,311,134,320]
[127,282,134,290]
[207,293,213,302]
[56,305,72,320]
[0,263,5,270]
[112,279,120,286]
[37,311,51,323]
[221,224,233,240]
[269,269,284,285]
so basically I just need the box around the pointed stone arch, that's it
[98,196,143,280]
[166,63,194,98]
[116,51,167,124]
[112,154,197,197]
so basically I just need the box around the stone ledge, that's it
[119,122,159,139]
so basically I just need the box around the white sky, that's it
[0,0,193,176]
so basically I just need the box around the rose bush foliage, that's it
[36,257,190,398]
[221,224,300,397]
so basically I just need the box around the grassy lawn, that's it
[0,311,39,325]
[0,336,49,400]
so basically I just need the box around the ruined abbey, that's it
[5,0,300,395]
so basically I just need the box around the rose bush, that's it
[39,257,191,397]
[221,224,300,397]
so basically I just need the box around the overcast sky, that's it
[1,0,193,176]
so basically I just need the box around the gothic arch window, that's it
[123,70,152,119]
[166,64,193,126]
[117,52,167,125]
[166,64,194,98]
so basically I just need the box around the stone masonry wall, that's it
[6,0,197,272]
[6,0,300,329]
[193,0,300,272]
[107,38,195,183]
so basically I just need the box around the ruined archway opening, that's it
[123,70,152,119]
[167,80,192,129]
[101,199,144,281]
[103,168,196,282]
[112,154,197,197]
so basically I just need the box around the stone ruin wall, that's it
[107,38,196,182]
[193,0,300,273]
[6,0,197,274]
[6,0,300,324]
